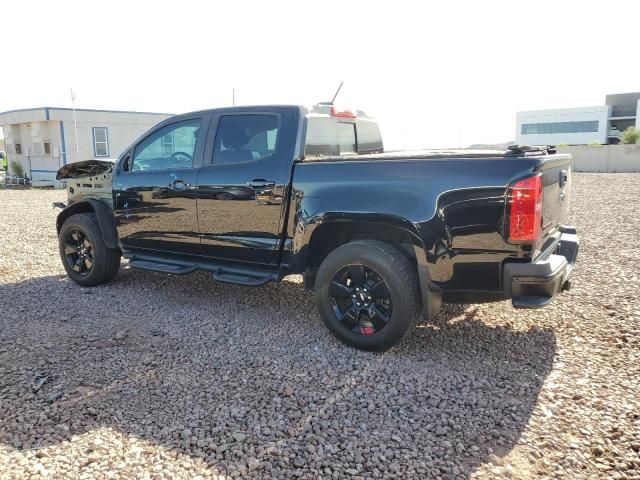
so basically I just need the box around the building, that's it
[516,92,640,146]
[0,107,173,186]
[605,92,640,142]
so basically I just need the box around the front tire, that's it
[59,213,121,287]
[315,240,420,351]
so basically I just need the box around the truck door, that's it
[113,115,209,254]
[196,108,296,266]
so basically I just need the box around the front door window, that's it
[131,120,200,171]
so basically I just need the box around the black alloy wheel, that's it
[328,264,393,336]
[63,229,94,275]
[58,213,121,287]
[315,240,420,351]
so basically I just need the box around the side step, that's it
[129,259,198,275]
[125,252,280,287]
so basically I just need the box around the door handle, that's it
[247,179,276,188]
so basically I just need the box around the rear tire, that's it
[59,213,121,287]
[314,240,420,351]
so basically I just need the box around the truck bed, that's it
[291,151,573,287]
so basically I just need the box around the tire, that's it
[314,240,420,351]
[58,213,121,287]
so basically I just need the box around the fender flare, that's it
[56,199,119,249]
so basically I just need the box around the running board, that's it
[125,252,280,287]
[128,259,198,275]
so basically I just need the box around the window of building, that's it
[213,114,280,165]
[131,119,200,171]
[15,144,22,154]
[44,142,51,154]
[92,127,110,157]
[521,121,599,135]
[162,133,175,155]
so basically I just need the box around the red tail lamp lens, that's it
[508,175,543,242]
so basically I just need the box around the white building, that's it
[0,107,172,186]
[516,92,640,146]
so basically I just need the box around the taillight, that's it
[330,106,356,118]
[507,175,543,243]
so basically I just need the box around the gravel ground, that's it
[0,173,638,480]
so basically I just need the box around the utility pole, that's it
[232,88,235,106]
[70,89,79,155]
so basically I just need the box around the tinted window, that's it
[131,119,200,171]
[337,123,356,154]
[521,121,599,135]
[213,114,279,165]
[304,117,367,158]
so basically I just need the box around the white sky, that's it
[1,0,638,149]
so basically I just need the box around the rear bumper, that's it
[503,226,579,308]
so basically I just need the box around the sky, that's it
[1,0,639,149]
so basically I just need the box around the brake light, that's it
[330,106,356,118]
[507,175,543,243]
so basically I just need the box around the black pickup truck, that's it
[55,104,578,350]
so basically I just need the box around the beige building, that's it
[0,107,172,186]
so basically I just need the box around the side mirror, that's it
[121,152,132,172]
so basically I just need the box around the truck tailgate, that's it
[538,155,572,244]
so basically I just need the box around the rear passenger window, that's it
[213,114,279,165]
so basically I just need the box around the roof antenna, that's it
[330,81,344,105]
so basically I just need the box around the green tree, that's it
[619,126,640,145]
[10,161,24,177]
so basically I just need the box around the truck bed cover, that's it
[308,148,570,162]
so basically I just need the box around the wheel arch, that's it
[301,214,442,320]
[56,199,120,250]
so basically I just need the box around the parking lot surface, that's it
[1,173,639,479]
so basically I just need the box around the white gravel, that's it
[0,173,638,479]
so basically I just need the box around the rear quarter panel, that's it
[287,156,543,292]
